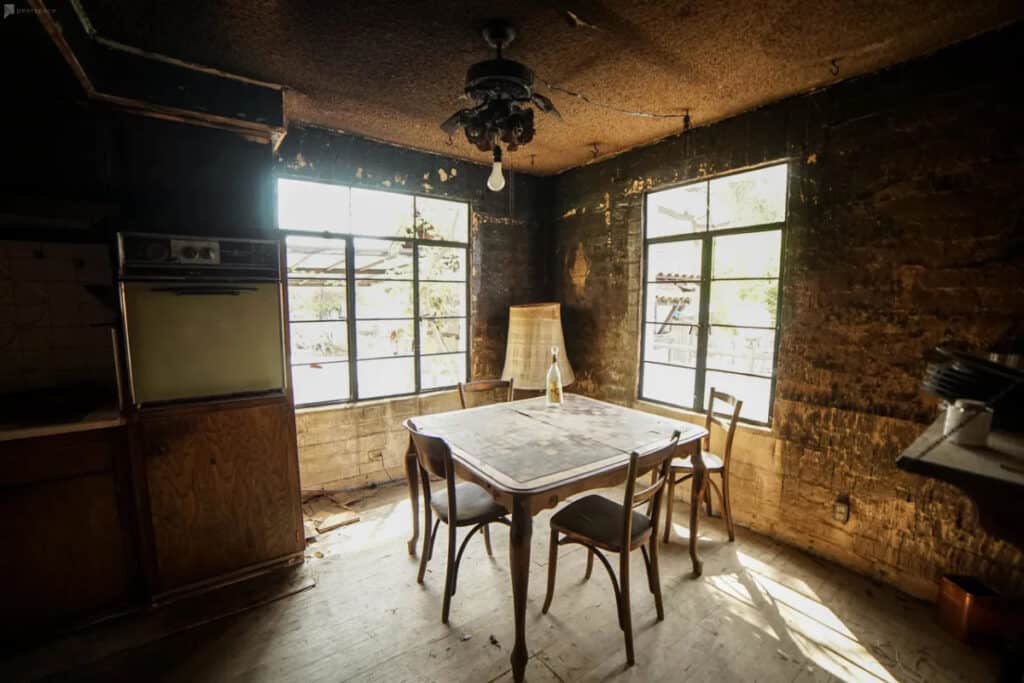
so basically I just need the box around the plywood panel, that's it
[140,400,303,592]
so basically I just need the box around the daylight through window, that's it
[640,162,787,424]
[278,178,469,406]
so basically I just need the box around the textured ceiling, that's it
[79,0,1020,174]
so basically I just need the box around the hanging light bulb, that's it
[487,145,506,192]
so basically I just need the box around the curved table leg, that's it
[509,496,533,683]
[688,442,706,577]
[405,438,420,556]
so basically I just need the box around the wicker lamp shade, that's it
[500,303,575,391]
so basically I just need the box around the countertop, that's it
[0,408,127,443]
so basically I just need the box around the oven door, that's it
[122,281,286,406]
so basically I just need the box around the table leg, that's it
[689,443,706,577]
[405,438,419,556]
[509,496,532,682]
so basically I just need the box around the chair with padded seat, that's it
[541,430,681,667]
[663,388,743,544]
[404,419,509,624]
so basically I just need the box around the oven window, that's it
[278,179,469,406]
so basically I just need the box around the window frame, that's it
[276,175,472,408]
[638,160,788,427]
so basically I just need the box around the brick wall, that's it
[549,25,1024,599]
[277,127,550,491]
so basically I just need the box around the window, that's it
[640,162,787,424]
[277,178,469,406]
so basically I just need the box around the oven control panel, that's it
[118,233,281,281]
[170,239,220,265]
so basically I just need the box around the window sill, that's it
[633,399,774,436]
[295,387,459,415]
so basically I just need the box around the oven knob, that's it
[182,246,198,259]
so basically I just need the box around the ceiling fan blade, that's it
[440,110,469,136]
[531,93,561,119]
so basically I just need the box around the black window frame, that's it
[276,176,472,408]
[639,160,788,427]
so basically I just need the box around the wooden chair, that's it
[541,431,681,667]
[663,388,743,544]
[404,419,510,624]
[457,377,514,408]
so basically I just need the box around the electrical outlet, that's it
[833,495,850,524]
[367,450,384,463]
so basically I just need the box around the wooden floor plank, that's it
[6,482,999,683]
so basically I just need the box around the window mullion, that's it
[412,240,422,393]
[345,235,358,401]
[694,180,712,412]
[695,236,712,412]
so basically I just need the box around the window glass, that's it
[640,163,786,424]
[278,179,350,233]
[646,182,707,238]
[646,241,702,282]
[350,188,415,238]
[416,197,469,242]
[278,179,469,405]
[709,164,787,230]
[712,231,781,279]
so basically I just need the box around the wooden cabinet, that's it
[137,398,303,594]
[0,427,141,639]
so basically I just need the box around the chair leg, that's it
[663,474,675,544]
[541,530,559,614]
[721,472,736,542]
[417,514,436,584]
[441,523,457,624]
[584,548,594,581]
[619,552,635,667]
[704,484,714,517]
[482,523,493,557]
[648,537,665,621]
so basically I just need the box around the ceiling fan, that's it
[441,20,560,190]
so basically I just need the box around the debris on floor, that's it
[302,492,361,536]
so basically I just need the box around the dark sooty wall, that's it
[549,24,1024,598]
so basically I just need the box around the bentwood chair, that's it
[541,431,681,667]
[457,377,515,408]
[404,419,509,624]
[663,388,743,543]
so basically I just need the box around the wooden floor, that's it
[6,483,999,682]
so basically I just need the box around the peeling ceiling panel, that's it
[78,0,1022,174]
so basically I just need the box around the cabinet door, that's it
[140,400,303,592]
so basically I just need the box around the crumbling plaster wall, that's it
[277,126,551,492]
[550,25,1024,600]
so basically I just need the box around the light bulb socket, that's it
[492,145,503,163]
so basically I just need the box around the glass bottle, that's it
[545,346,563,408]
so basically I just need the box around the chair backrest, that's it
[704,387,743,469]
[404,419,452,481]
[404,419,459,524]
[458,378,515,409]
[621,430,681,549]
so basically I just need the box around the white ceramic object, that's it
[943,399,993,447]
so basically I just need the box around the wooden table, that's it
[898,409,1024,548]
[405,394,707,682]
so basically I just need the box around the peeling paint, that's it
[561,207,578,219]
[422,183,433,192]
[450,167,457,177]
[355,167,363,179]
[382,179,392,187]
[287,152,310,170]
[569,243,591,295]
[438,168,449,182]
